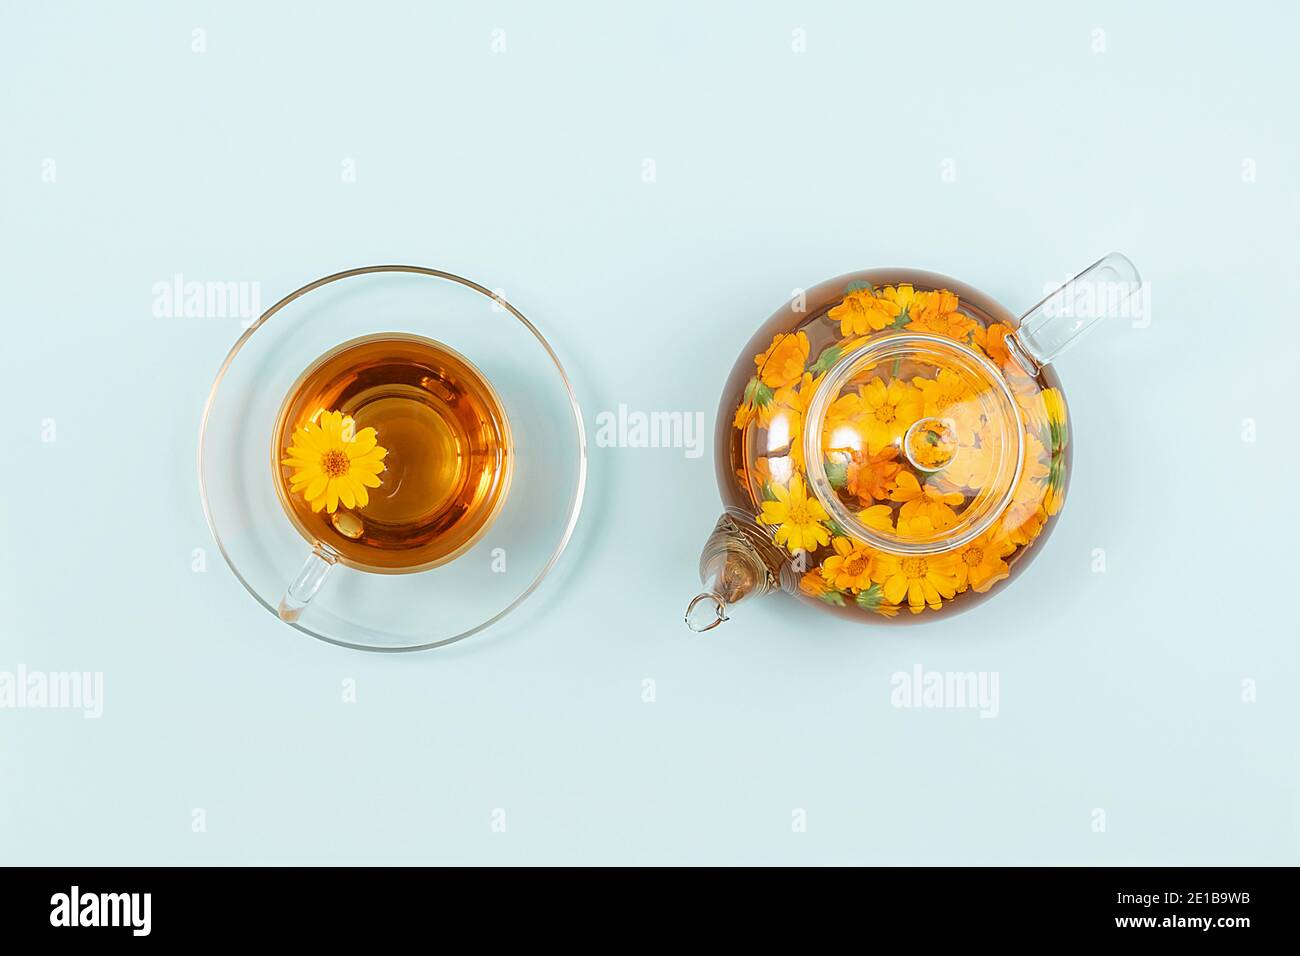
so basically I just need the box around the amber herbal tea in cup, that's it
[273,333,513,577]
[200,264,586,650]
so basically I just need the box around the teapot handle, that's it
[1012,253,1142,368]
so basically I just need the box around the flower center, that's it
[842,553,869,577]
[320,449,350,478]
[788,502,815,524]
[874,405,896,424]
[963,548,984,567]
[902,557,928,578]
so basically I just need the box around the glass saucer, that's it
[199,265,587,651]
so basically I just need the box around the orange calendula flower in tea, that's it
[913,368,981,432]
[737,345,819,431]
[878,283,917,320]
[1042,389,1067,516]
[871,545,962,614]
[858,503,895,533]
[891,471,965,531]
[951,531,1016,594]
[1005,503,1047,548]
[982,322,1016,368]
[759,474,831,554]
[845,445,902,504]
[1042,387,1068,449]
[824,390,867,442]
[282,410,388,514]
[820,536,876,592]
[828,288,900,337]
[1021,433,1051,484]
[1001,486,1048,547]
[944,428,995,491]
[799,569,833,598]
[761,371,823,462]
[1015,388,1048,434]
[906,289,981,345]
[1043,475,1065,517]
[770,371,821,417]
[755,331,810,389]
[858,378,924,455]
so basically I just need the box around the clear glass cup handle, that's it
[278,545,338,623]
[1013,252,1142,367]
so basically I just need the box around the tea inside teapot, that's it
[686,256,1140,630]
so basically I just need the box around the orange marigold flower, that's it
[799,569,832,598]
[1001,492,1047,547]
[871,546,962,614]
[758,473,830,553]
[1044,478,1065,517]
[858,503,895,533]
[913,368,982,433]
[1015,388,1048,434]
[944,428,997,491]
[1022,433,1050,484]
[845,445,902,504]
[820,536,876,592]
[906,289,981,345]
[755,331,810,389]
[878,283,917,319]
[951,531,1016,594]
[891,470,965,531]
[983,322,1016,368]
[828,288,900,337]
[857,378,924,455]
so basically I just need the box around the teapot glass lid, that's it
[799,332,1024,555]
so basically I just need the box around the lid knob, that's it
[904,417,960,473]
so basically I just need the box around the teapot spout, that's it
[685,511,784,633]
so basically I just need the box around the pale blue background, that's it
[2,1,1297,865]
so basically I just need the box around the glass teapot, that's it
[685,254,1141,631]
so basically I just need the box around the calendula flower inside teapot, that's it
[686,254,1142,631]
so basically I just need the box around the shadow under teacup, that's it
[272,332,512,619]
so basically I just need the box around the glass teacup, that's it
[200,266,586,651]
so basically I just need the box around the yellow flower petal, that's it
[351,478,370,509]
[347,428,378,457]
[337,479,356,510]
[305,474,328,501]
[884,574,908,605]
